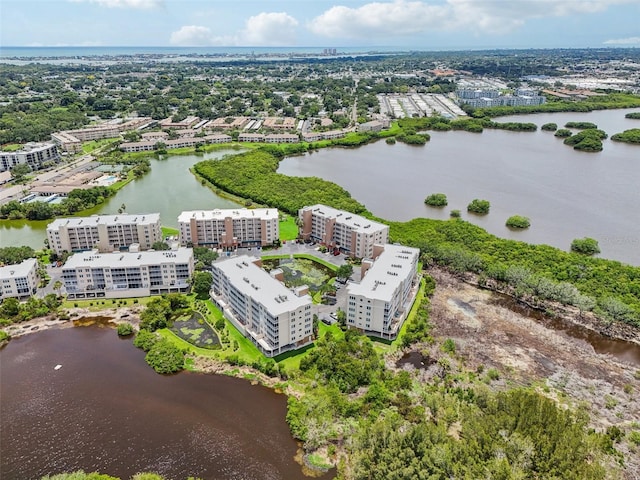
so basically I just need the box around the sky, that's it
[1,0,640,50]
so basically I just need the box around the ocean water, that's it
[0,45,401,59]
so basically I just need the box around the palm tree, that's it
[53,280,63,298]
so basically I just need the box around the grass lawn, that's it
[2,143,22,152]
[82,138,117,154]
[261,253,338,271]
[162,226,179,238]
[62,296,154,310]
[279,215,298,241]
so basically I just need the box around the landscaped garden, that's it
[261,257,335,296]
[170,311,220,349]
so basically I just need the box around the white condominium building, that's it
[178,208,279,249]
[0,143,60,172]
[0,258,39,300]
[47,213,162,255]
[299,204,389,258]
[211,255,314,357]
[346,244,420,339]
[61,248,194,299]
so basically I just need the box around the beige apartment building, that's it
[62,248,194,299]
[47,213,162,255]
[0,258,39,300]
[346,244,420,339]
[211,255,314,356]
[298,204,389,258]
[178,208,279,249]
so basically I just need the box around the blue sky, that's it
[1,0,640,49]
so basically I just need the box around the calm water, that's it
[279,108,640,265]
[0,326,330,480]
[0,150,241,249]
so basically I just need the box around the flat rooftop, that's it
[347,244,419,302]
[178,208,278,223]
[48,213,161,230]
[63,248,193,270]
[0,258,37,280]
[214,255,311,315]
[303,204,388,234]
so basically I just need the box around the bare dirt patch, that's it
[419,269,640,478]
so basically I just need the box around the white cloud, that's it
[170,12,299,46]
[604,36,640,45]
[69,0,164,8]
[240,12,299,46]
[309,0,639,38]
[170,26,216,46]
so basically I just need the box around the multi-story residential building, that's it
[211,255,314,356]
[51,132,83,153]
[0,258,39,300]
[178,208,279,249]
[345,244,420,339]
[47,213,162,255]
[61,248,194,299]
[119,134,231,153]
[0,143,60,172]
[299,204,389,258]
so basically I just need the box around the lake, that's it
[279,108,640,265]
[0,326,330,480]
[0,150,242,250]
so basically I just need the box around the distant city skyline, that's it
[1,0,640,49]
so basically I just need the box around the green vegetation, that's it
[193,149,366,215]
[565,121,598,129]
[40,472,119,480]
[385,137,396,144]
[563,128,608,152]
[554,128,573,138]
[470,92,640,118]
[571,237,601,256]
[506,215,531,229]
[467,198,490,215]
[0,245,35,264]
[0,294,61,325]
[0,329,10,343]
[611,128,640,144]
[450,209,461,218]
[161,226,179,238]
[541,122,558,131]
[191,271,213,298]
[278,214,298,241]
[144,338,185,374]
[626,112,640,119]
[0,186,115,220]
[116,323,134,336]
[424,193,448,207]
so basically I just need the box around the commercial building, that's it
[178,208,279,249]
[298,204,389,258]
[61,248,194,299]
[47,213,162,255]
[0,258,39,300]
[345,244,420,339]
[0,143,60,173]
[211,255,314,356]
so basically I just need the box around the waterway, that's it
[279,108,640,266]
[0,150,242,250]
[0,326,330,480]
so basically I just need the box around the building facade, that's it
[0,258,39,300]
[211,255,314,356]
[61,248,194,299]
[298,204,389,258]
[0,143,60,172]
[178,208,279,249]
[345,244,420,339]
[47,213,162,255]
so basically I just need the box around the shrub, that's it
[117,322,134,336]
[450,209,461,218]
[442,338,456,354]
[506,215,531,229]
[145,339,185,374]
[424,193,448,207]
[133,329,158,352]
[385,137,396,145]
[541,123,557,131]
[554,128,572,138]
[570,237,601,256]
[565,121,598,129]
[467,199,490,215]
